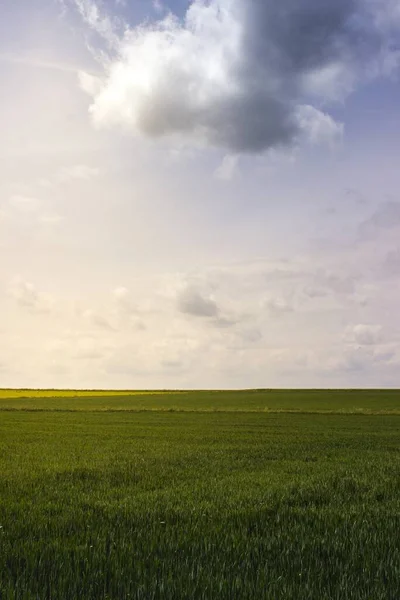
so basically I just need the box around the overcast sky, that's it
[1,0,400,389]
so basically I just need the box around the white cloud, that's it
[38,213,64,226]
[73,0,121,49]
[112,286,139,317]
[0,195,63,234]
[8,278,54,314]
[73,0,399,154]
[55,164,100,182]
[345,324,383,346]
[112,286,131,305]
[7,195,42,213]
[214,155,239,181]
[295,105,343,147]
[152,0,164,15]
[264,296,294,316]
[82,308,115,330]
[305,270,357,297]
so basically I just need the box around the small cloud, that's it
[161,359,184,369]
[381,248,400,277]
[264,296,293,316]
[82,309,114,330]
[113,286,130,302]
[310,269,357,296]
[8,278,54,314]
[72,337,110,360]
[73,0,121,49]
[78,71,104,96]
[345,324,383,346]
[237,327,263,344]
[7,195,42,213]
[152,0,164,14]
[112,286,137,314]
[344,188,368,205]
[38,214,64,226]
[177,286,219,318]
[214,155,239,181]
[213,315,238,328]
[296,105,343,147]
[56,164,100,182]
[359,201,400,239]
[303,286,328,299]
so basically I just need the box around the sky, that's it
[1,0,400,389]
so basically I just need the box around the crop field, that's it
[1,388,400,414]
[0,389,184,399]
[0,390,399,599]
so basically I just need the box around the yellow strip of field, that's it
[0,389,185,398]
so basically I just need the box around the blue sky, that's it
[1,0,400,388]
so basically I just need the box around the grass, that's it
[0,388,399,414]
[0,390,399,599]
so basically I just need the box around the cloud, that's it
[73,0,121,49]
[0,195,63,233]
[37,165,100,189]
[72,337,110,360]
[264,296,294,316]
[8,278,54,314]
[82,309,115,330]
[73,0,399,154]
[295,105,343,146]
[304,269,357,297]
[177,285,219,318]
[214,155,239,181]
[112,286,139,315]
[359,201,400,239]
[381,248,400,277]
[38,214,64,226]
[326,341,399,377]
[6,195,42,213]
[0,53,84,74]
[345,324,383,346]
[152,0,164,15]
[236,327,263,344]
[56,164,100,182]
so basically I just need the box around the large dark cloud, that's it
[77,0,399,153]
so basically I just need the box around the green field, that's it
[1,388,399,413]
[1,390,399,599]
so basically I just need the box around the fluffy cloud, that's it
[264,296,294,316]
[7,195,42,213]
[112,286,136,314]
[304,269,357,297]
[177,285,219,318]
[345,324,383,346]
[56,164,100,182]
[82,308,115,330]
[0,194,63,232]
[8,278,54,314]
[214,155,239,181]
[72,0,400,154]
[3,256,400,387]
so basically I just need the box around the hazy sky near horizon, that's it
[1,0,400,389]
